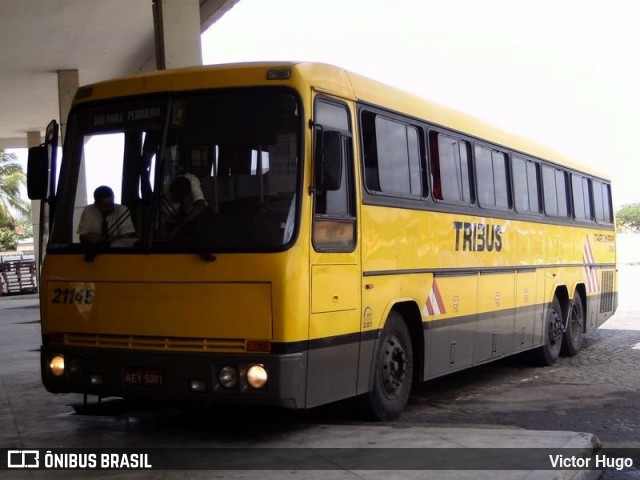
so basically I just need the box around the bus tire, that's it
[362,311,413,421]
[532,296,563,366]
[561,292,584,357]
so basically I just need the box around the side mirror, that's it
[27,119,59,201]
[314,129,343,191]
[27,146,49,200]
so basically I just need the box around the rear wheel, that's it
[561,292,584,356]
[362,311,413,421]
[531,296,563,366]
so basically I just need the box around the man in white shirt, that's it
[77,186,136,245]
[168,173,206,225]
[165,173,218,242]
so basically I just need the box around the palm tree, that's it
[0,149,30,228]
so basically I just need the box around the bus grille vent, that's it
[599,270,615,313]
[63,333,247,353]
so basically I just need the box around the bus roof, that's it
[75,61,609,180]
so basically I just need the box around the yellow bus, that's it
[28,62,617,420]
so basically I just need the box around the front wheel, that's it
[361,311,413,421]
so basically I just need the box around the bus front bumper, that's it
[40,345,307,409]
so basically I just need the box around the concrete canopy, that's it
[0,0,238,149]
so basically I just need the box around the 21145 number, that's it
[52,288,94,305]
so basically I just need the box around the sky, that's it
[201,0,640,209]
[9,0,639,209]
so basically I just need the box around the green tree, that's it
[0,149,30,227]
[616,203,640,233]
[0,227,18,251]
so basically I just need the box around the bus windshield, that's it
[50,89,301,253]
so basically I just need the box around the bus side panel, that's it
[306,314,360,408]
[531,268,547,348]
[306,264,361,408]
[583,232,617,330]
[425,275,478,378]
[513,270,538,351]
[594,267,617,329]
[356,270,431,394]
[475,271,516,362]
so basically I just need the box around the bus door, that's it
[306,96,361,407]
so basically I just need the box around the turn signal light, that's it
[246,340,271,353]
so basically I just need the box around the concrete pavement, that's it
[0,294,607,479]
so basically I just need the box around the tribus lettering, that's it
[453,221,503,252]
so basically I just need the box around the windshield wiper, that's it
[83,209,135,263]
[158,195,216,262]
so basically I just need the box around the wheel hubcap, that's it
[570,303,583,337]
[549,308,563,345]
[381,334,407,398]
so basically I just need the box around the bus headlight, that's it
[219,366,238,389]
[49,355,65,377]
[246,365,268,389]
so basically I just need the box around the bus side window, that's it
[593,180,613,224]
[429,131,473,204]
[512,155,541,214]
[571,174,593,221]
[313,99,355,251]
[361,111,380,192]
[428,132,442,200]
[360,110,422,197]
[542,165,570,217]
[475,145,511,210]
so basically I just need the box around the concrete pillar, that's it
[153,0,202,70]
[57,70,88,240]
[57,70,79,142]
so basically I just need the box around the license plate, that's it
[122,367,164,388]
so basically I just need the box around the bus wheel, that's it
[532,296,563,366]
[561,293,584,356]
[362,311,413,421]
